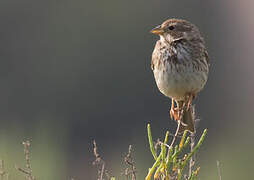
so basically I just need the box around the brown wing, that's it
[204,50,210,66]
[151,41,161,71]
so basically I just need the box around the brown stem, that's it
[188,133,195,178]
[170,121,181,150]
[217,160,222,180]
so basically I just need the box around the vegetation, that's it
[0,124,208,180]
[146,124,207,180]
[92,123,207,180]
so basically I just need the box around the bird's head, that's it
[151,19,202,43]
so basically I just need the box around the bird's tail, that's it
[178,105,195,133]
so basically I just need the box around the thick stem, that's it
[189,133,195,178]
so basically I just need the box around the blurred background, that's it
[0,0,253,179]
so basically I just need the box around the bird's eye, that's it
[168,26,175,30]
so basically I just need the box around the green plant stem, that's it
[145,152,162,180]
[154,162,163,179]
[147,124,157,160]
[184,137,190,148]
[166,145,173,171]
[162,131,169,164]
[181,129,207,169]
[179,130,188,150]
[177,169,182,180]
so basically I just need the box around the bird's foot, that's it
[170,107,181,121]
[170,98,181,121]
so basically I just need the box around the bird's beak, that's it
[150,25,164,35]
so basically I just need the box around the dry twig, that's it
[124,145,136,180]
[188,134,195,178]
[15,141,35,180]
[0,160,8,180]
[170,121,181,149]
[217,160,222,180]
[92,140,111,180]
[189,106,196,178]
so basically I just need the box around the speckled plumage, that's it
[152,37,209,100]
[151,19,210,132]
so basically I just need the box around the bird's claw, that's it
[170,107,181,121]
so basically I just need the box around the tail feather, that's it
[178,105,195,133]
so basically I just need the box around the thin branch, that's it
[189,105,196,178]
[0,160,8,180]
[92,140,106,180]
[16,141,35,180]
[217,160,222,180]
[168,121,181,155]
[188,133,195,178]
[124,145,137,180]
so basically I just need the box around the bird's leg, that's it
[176,101,185,123]
[170,99,180,121]
[173,101,189,127]
[170,98,175,120]
[186,94,194,110]
[173,100,181,121]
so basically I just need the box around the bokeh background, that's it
[0,0,253,179]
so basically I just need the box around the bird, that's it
[150,19,210,133]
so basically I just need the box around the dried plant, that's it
[123,145,137,180]
[0,160,8,180]
[92,140,113,180]
[217,161,222,180]
[15,141,36,180]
